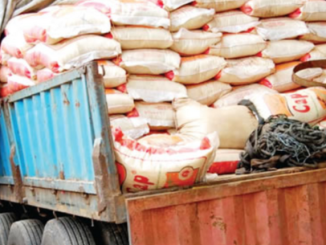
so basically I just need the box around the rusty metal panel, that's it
[126,168,326,245]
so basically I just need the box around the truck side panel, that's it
[0,63,125,223]
[126,168,326,245]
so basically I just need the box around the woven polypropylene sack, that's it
[203,10,259,33]
[113,127,218,193]
[207,33,266,58]
[217,57,275,85]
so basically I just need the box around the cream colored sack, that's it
[301,44,326,61]
[290,1,326,21]
[213,84,278,108]
[260,62,301,92]
[296,68,323,81]
[167,55,226,84]
[257,18,309,41]
[250,87,326,124]
[77,0,170,28]
[0,52,11,66]
[110,115,149,139]
[105,89,135,115]
[115,49,180,75]
[162,0,194,11]
[207,34,266,58]
[170,28,222,56]
[208,149,244,174]
[111,26,173,49]
[170,6,215,32]
[313,70,326,84]
[0,66,12,83]
[174,98,258,149]
[204,11,259,33]
[113,127,218,193]
[260,40,314,64]
[187,80,231,105]
[25,35,121,72]
[98,60,127,88]
[126,75,187,103]
[129,102,176,130]
[192,0,247,12]
[217,57,275,85]
[1,34,33,59]
[300,22,326,43]
[241,0,305,18]
[7,57,37,80]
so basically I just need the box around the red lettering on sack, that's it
[290,94,310,113]
[293,105,310,113]
[134,175,154,186]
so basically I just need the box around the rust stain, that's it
[59,171,65,180]
[211,215,227,232]
[75,102,80,107]
[63,92,70,105]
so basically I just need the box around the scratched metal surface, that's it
[126,168,326,245]
[0,102,14,185]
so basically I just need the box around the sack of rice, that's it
[25,35,121,72]
[128,102,175,130]
[170,6,215,32]
[300,44,326,61]
[0,66,12,83]
[296,67,323,81]
[170,28,222,56]
[174,98,258,149]
[192,0,247,12]
[7,75,35,94]
[114,49,180,75]
[1,34,33,58]
[126,75,187,102]
[187,80,231,105]
[110,26,173,49]
[217,57,275,85]
[98,60,127,88]
[213,83,278,108]
[0,52,11,66]
[113,127,218,193]
[166,55,226,84]
[105,89,135,115]
[203,10,259,33]
[24,6,111,45]
[260,62,301,92]
[312,70,326,84]
[7,57,37,80]
[110,115,149,139]
[250,87,326,124]
[256,18,309,41]
[300,22,326,43]
[36,68,55,83]
[290,1,326,22]
[207,33,266,58]
[258,40,314,64]
[161,0,194,11]
[208,149,243,175]
[77,0,170,28]
[241,0,305,18]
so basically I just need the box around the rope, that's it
[237,115,326,174]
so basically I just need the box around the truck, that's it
[1,62,326,245]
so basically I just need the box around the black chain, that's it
[237,115,326,174]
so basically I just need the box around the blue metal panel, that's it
[8,68,100,194]
[0,102,14,185]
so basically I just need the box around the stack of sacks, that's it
[0,5,122,95]
[3,0,326,188]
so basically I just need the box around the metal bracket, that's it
[92,138,114,215]
[9,145,24,203]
